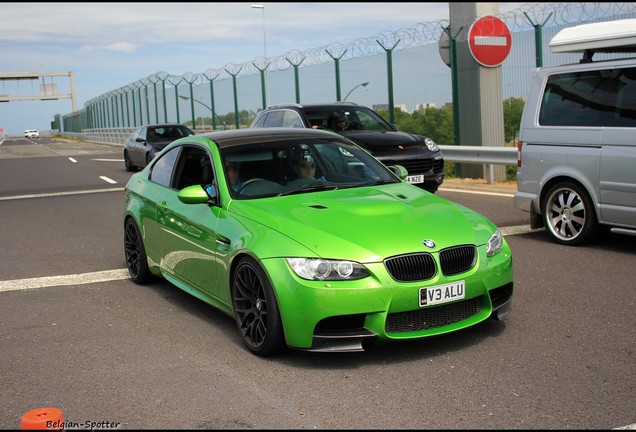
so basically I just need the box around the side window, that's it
[304,110,329,129]
[610,67,636,127]
[539,70,615,127]
[149,146,180,188]
[252,113,267,128]
[281,111,303,127]
[173,146,214,190]
[263,111,284,127]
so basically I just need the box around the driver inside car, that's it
[225,161,243,191]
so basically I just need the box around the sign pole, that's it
[449,3,510,183]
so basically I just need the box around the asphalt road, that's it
[0,137,634,429]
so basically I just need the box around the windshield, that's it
[303,107,394,132]
[149,126,193,141]
[220,137,398,198]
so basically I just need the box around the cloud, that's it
[79,42,140,54]
[0,2,529,134]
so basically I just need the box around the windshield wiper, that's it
[358,179,396,186]
[278,184,340,196]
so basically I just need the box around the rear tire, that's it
[231,256,286,356]
[542,181,598,245]
[124,218,153,283]
[124,151,136,172]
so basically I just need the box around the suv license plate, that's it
[406,174,424,184]
[419,281,465,307]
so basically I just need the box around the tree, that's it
[503,97,525,144]
[378,105,454,145]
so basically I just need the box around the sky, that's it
[0,2,524,135]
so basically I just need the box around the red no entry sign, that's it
[468,15,512,67]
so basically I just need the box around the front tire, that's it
[542,181,598,245]
[231,256,286,356]
[124,218,153,283]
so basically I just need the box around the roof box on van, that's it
[549,19,636,55]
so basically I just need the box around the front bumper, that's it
[262,242,514,352]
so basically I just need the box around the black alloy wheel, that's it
[124,151,136,172]
[232,257,285,356]
[124,218,152,283]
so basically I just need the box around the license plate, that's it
[406,174,424,184]
[419,281,465,307]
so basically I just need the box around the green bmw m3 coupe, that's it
[123,127,513,356]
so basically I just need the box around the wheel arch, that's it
[123,210,159,274]
[228,252,280,306]
[539,174,601,222]
[229,253,287,355]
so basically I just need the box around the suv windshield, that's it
[303,107,393,132]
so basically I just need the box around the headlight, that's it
[424,137,439,152]
[487,229,503,257]
[286,258,369,281]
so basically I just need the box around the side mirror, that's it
[178,184,215,205]
[387,164,408,180]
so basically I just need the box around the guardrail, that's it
[60,130,518,184]
[63,128,135,145]
[438,145,517,184]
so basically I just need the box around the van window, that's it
[539,67,636,127]
[539,70,615,127]
[609,67,636,127]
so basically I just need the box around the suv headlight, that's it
[486,229,503,257]
[286,258,369,280]
[424,138,439,152]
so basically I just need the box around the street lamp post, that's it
[343,82,370,102]
[251,4,269,106]
[178,95,228,130]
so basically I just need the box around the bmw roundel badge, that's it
[423,239,436,248]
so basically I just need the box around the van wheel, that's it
[542,181,598,245]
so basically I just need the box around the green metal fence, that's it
[60,2,636,141]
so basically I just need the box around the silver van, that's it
[514,19,636,245]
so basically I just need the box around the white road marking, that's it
[0,185,533,293]
[68,157,77,163]
[613,422,636,430]
[0,225,538,292]
[0,269,130,292]
[92,158,124,162]
[0,187,124,201]
[100,176,117,184]
[500,224,537,236]
[439,187,514,198]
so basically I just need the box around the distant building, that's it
[373,103,409,113]
[415,103,436,111]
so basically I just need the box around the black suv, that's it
[250,103,444,193]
